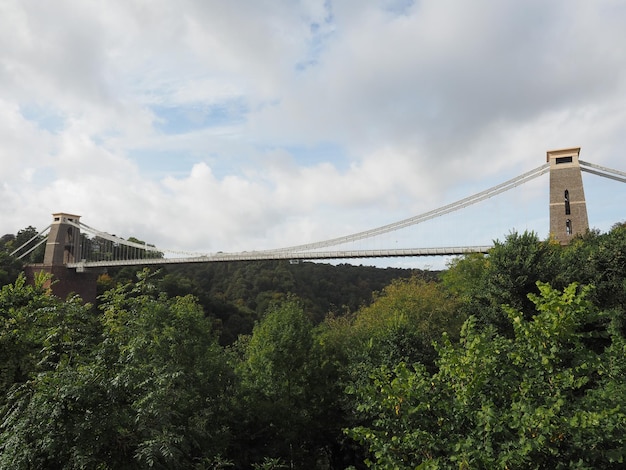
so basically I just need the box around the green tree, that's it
[0,273,103,467]
[350,277,463,370]
[347,282,626,469]
[559,224,626,313]
[10,226,46,263]
[441,252,487,298]
[0,272,100,397]
[313,277,464,468]
[445,231,562,334]
[97,272,233,467]
[234,298,323,468]
[0,251,23,287]
[0,270,233,469]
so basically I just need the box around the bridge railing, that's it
[67,245,493,269]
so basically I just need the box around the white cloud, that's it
[1,0,626,268]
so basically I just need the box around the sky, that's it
[1,0,626,268]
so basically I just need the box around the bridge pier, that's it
[547,147,589,244]
[24,264,99,303]
[25,213,99,303]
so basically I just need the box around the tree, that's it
[10,226,46,263]
[349,277,463,370]
[444,231,562,334]
[346,282,626,469]
[0,270,233,469]
[234,298,324,468]
[559,224,626,314]
[0,251,23,288]
[441,252,488,301]
[0,272,99,398]
[0,273,103,467]
[0,230,29,287]
[312,277,464,468]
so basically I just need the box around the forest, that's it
[0,223,625,469]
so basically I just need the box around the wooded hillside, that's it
[105,260,435,344]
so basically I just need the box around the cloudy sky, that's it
[1,0,625,267]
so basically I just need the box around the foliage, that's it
[351,277,463,369]
[251,457,288,470]
[239,298,314,398]
[444,226,626,336]
[0,238,25,288]
[346,282,626,469]
[0,270,233,469]
[558,224,626,312]
[149,260,430,343]
[9,226,46,264]
[314,277,465,468]
[233,298,328,468]
[443,231,564,334]
[0,272,99,403]
[441,252,487,301]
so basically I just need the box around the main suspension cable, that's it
[580,160,626,184]
[266,163,550,253]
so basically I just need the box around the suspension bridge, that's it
[10,148,626,300]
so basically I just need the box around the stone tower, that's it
[547,147,589,244]
[43,213,83,265]
[25,212,98,303]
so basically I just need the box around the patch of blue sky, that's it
[279,141,351,170]
[382,0,416,16]
[26,167,57,187]
[152,98,248,135]
[583,172,626,232]
[92,129,122,147]
[128,149,201,180]
[296,3,335,72]
[20,104,65,134]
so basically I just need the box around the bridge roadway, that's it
[68,245,492,270]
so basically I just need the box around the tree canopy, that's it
[347,282,626,468]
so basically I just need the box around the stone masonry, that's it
[547,147,589,244]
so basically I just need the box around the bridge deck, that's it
[67,246,492,269]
